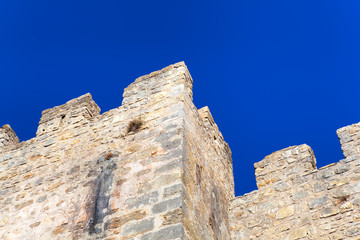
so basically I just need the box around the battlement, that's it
[36,93,101,137]
[254,144,316,188]
[122,61,193,108]
[337,122,360,158]
[0,62,233,240]
[0,125,19,153]
[0,62,359,239]
[230,123,360,239]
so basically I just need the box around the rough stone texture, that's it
[36,93,101,137]
[1,61,360,239]
[0,125,19,153]
[337,122,360,158]
[230,142,360,239]
[0,62,233,239]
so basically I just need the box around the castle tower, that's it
[1,62,360,239]
[0,62,234,239]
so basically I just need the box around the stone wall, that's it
[0,62,233,240]
[230,125,360,239]
[1,61,360,240]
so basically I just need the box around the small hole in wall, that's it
[61,115,66,119]
[214,136,217,140]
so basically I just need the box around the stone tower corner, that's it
[0,62,234,240]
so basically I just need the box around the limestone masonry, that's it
[0,62,359,239]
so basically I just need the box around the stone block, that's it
[140,224,184,240]
[122,218,154,237]
[275,205,295,219]
[151,196,182,214]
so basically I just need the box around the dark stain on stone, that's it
[154,130,181,150]
[29,221,41,228]
[116,178,126,186]
[87,170,97,177]
[70,155,119,238]
[196,164,202,186]
[209,185,222,240]
[88,163,115,235]
[83,180,96,188]
[209,212,216,235]
[67,165,80,175]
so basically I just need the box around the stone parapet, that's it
[2,61,360,239]
[0,62,233,240]
[36,93,100,136]
[122,61,193,109]
[230,123,360,240]
[0,124,19,152]
[254,144,316,188]
[337,122,360,158]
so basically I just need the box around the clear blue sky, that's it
[1,1,360,196]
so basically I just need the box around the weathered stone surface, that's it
[0,124,19,152]
[230,131,360,239]
[121,218,154,237]
[0,62,234,239]
[289,227,308,240]
[1,62,360,239]
[151,196,182,214]
[140,224,184,240]
[126,191,159,209]
[309,196,329,209]
[161,208,182,226]
[275,205,295,219]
